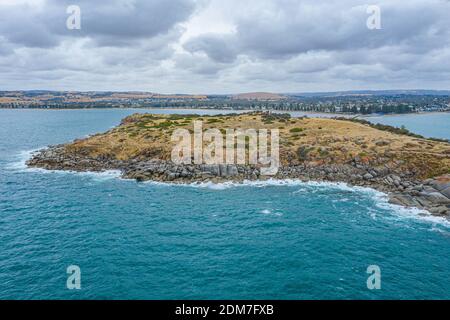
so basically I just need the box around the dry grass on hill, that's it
[64,113,450,179]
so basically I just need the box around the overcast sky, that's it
[0,0,449,93]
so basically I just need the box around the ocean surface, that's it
[364,112,450,140]
[1,109,450,300]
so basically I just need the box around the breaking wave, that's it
[7,148,122,181]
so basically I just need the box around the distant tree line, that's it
[1,94,449,115]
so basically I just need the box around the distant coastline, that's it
[362,111,450,118]
[2,105,450,119]
[2,90,449,115]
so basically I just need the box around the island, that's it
[27,112,450,218]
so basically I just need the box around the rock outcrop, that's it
[27,146,450,219]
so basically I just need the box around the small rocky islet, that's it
[27,112,450,218]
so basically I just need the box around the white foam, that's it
[259,209,283,216]
[185,179,385,200]
[7,148,122,181]
[73,169,122,180]
[430,227,450,237]
[183,179,450,227]
[374,193,450,227]
[6,148,44,170]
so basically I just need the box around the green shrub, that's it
[297,146,313,161]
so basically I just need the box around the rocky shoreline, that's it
[27,144,450,219]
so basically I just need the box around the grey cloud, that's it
[0,0,198,48]
[187,0,450,61]
[63,0,196,46]
[183,34,238,63]
[174,52,230,75]
[0,37,14,55]
[0,4,60,48]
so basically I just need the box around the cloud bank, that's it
[0,0,449,93]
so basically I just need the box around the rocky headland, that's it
[27,112,450,218]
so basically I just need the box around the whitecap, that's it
[259,209,283,216]
[430,227,450,237]
[374,194,450,228]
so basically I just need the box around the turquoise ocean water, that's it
[0,109,449,299]
[365,112,450,140]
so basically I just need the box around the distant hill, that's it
[287,90,450,97]
[0,90,208,107]
[232,92,286,101]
